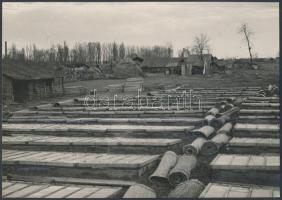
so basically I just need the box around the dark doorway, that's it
[172,67,181,75]
[191,66,204,75]
[13,80,29,102]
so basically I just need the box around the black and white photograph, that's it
[1,1,280,198]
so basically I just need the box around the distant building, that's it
[3,61,63,104]
[141,57,180,73]
[141,54,214,75]
[182,54,214,75]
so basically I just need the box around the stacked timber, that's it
[64,86,88,95]
[123,78,144,92]
[3,86,267,198]
[107,84,123,93]
[199,182,280,198]
[2,180,123,198]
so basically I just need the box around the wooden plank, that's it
[3,150,159,169]
[66,187,102,198]
[242,103,279,107]
[78,154,131,168]
[251,188,273,197]
[273,189,280,197]
[6,185,47,198]
[6,135,182,147]
[2,181,15,189]
[4,151,40,160]
[227,186,249,198]
[12,152,52,161]
[39,152,74,161]
[59,152,100,163]
[200,182,279,198]
[239,109,279,114]
[71,154,109,165]
[99,154,132,164]
[8,175,136,187]
[86,187,122,198]
[202,184,229,198]
[2,183,29,197]
[247,156,266,169]
[2,150,31,159]
[234,123,279,132]
[45,186,82,198]
[256,138,280,147]
[129,155,160,166]
[229,138,279,148]
[26,185,65,198]
[248,97,279,101]
[265,156,280,170]
[3,123,193,132]
[211,154,234,168]
[113,155,143,164]
[230,155,250,167]
[239,115,279,120]
[3,149,22,154]
[211,154,279,171]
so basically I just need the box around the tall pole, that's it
[5,41,7,58]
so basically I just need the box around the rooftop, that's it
[3,60,60,80]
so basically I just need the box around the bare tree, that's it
[179,47,190,58]
[191,34,210,63]
[166,43,173,58]
[63,41,69,63]
[238,23,254,61]
[112,42,118,61]
[6,41,176,65]
[119,42,125,60]
[10,44,17,59]
[96,42,101,64]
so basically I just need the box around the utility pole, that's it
[5,41,8,58]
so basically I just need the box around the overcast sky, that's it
[3,2,279,58]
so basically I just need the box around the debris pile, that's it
[259,84,279,97]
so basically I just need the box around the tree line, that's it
[4,23,259,66]
[4,41,174,65]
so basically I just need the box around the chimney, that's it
[5,41,7,58]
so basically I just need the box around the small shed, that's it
[3,61,63,104]
[165,61,182,75]
[182,54,214,75]
[141,55,214,76]
[141,57,179,73]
